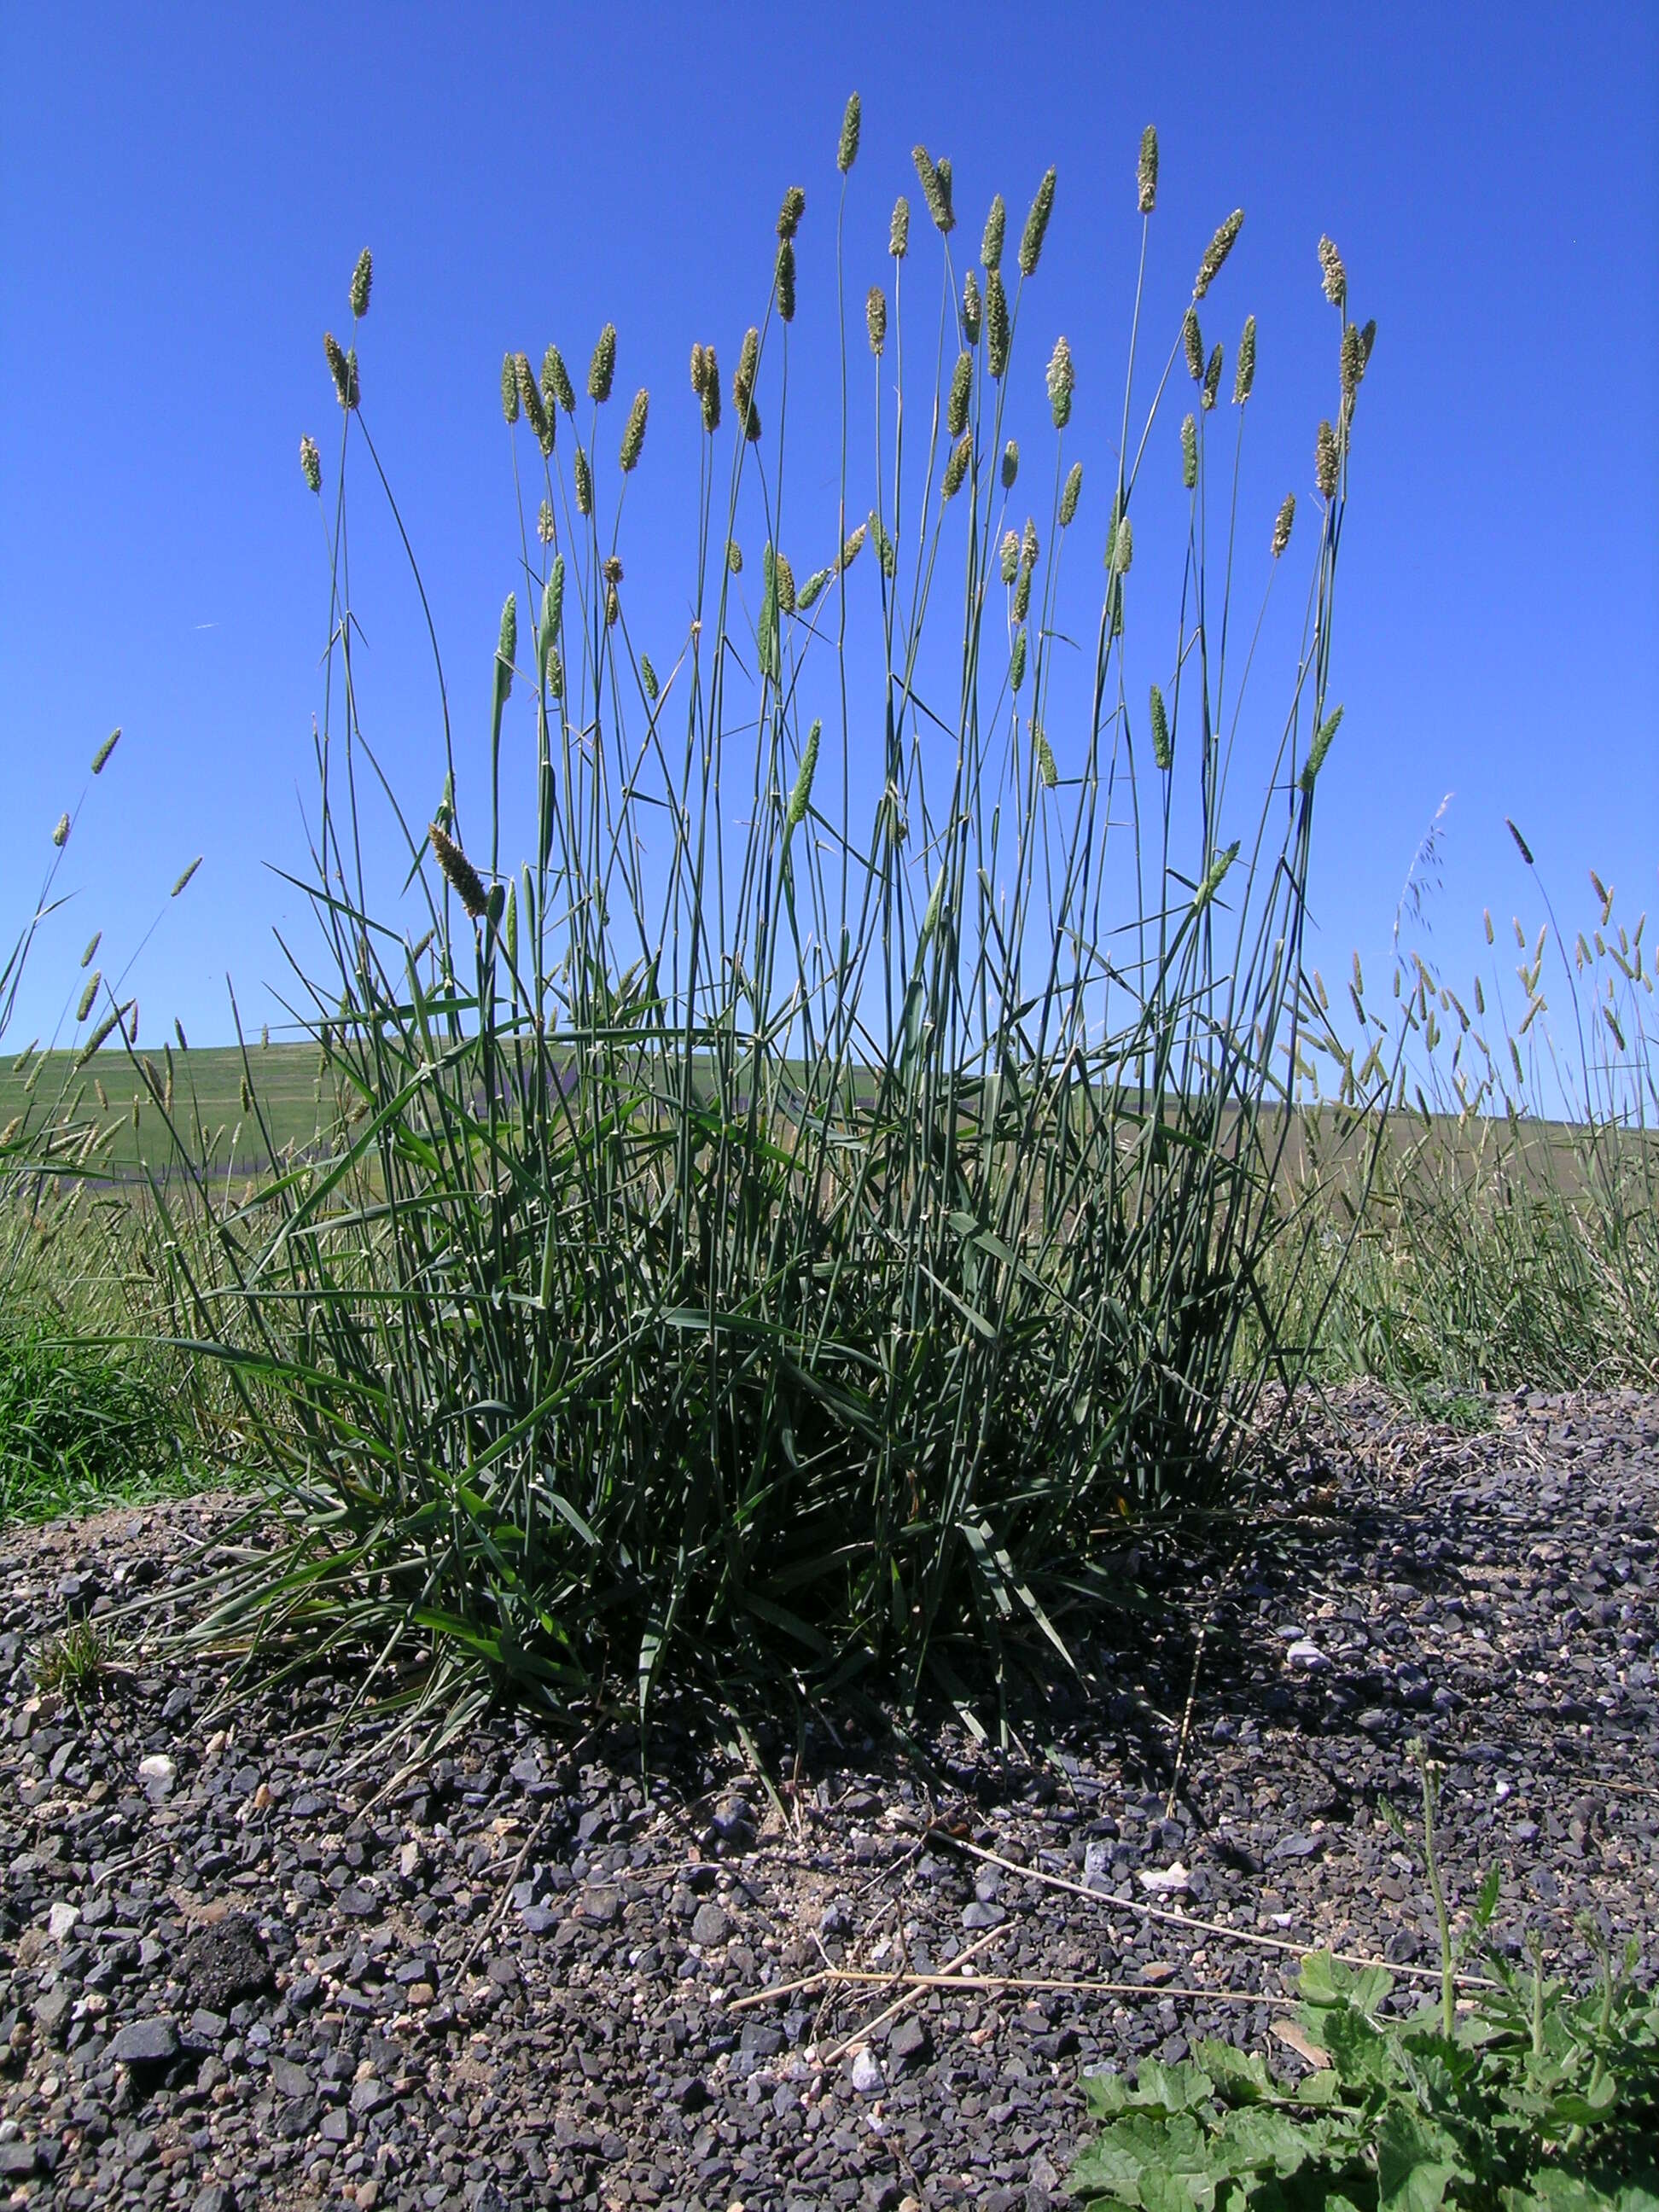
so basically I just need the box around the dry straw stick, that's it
[818,1925,1004,2066]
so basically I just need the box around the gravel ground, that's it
[3,1387,1656,2212]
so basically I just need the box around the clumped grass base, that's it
[0,1316,186,1524]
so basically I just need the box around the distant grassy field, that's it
[1,1043,328,1175]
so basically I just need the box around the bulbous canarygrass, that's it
[1192,209,1243,299]
[1234,315,1256,404]
[300,434,322,493]
[1202,342,1223,410]
[588,323,618,404]
[574,446,593,515]
[775,552,796,614]
[1340,321,1364,406]
[326,333,358,409]
[501,351,520,424]
[1138,125,1158,214]
[776,184,806,241]
[1150,682,1172,769]
[1183,307,1204,384]
[1019,166,1057,276]
[838,92,861,174]
[1059,459,1082,526]
[1110,514,1133,574]
[889,195,910,258]
[1010,627,1027,690]
[912,145,953,233]
[517,354,551,448]
[776,239,796,323]
[866,286,887,356]
[619,388,649,472]
[985,269,1010,378]
[962,270,981,344]
[1315,418,1339,497]
[1271,491,1295,556]
[1045,335,1074,429]
[350,248,372,317]
[498,593,517,690]
[946,351,973,438]
[787,719,821,824]
[1033,723,1058,789]
[1318,235,1348,307]
[942,429,973,498]
[981,194,1005,270]
[1180,413,1197,489]
[999,528,1020,584]
[1001,439,1019,489]
[429,823,489,921]
[542,344,575,416]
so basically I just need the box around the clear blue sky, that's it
[3,0,1655,1050]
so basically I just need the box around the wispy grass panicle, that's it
[1019,166,1057,275]
[1138,125,1159,213]
[587,323,618,404]
[1193,208,1244,299]
[837,91,861,174]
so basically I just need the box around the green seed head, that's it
[776,552,796,614]
[981,194,1006,270]
[1110,513,1133,574]
[838,92,862,174]
[538,558,563,667]
[840,521,868,569]
[912,145,954,234]
[1300,703,1345,793]
[517,353,551,449]
[542,343,575,416]
[1001,439,1019,489]
[737,325,759,391]
[1045,335,1074,430]
[690,341,707,395]
[77,973,100,1023]
[942,429,973,499]
[1033,723,1058,789]
[1021,516,1039,573]
[787,718,821,824]
[537,498,556,544]
[53,812,70,848]
[80,931,101,969]
[545,647,564,700]
[604,583,620,627]
[1000,528,1020,584]
[889,195,911,259]
[727,539,743,574]
[962,269,981,344]
[1359,317,1377,368]
[1315,418,1339,498]
[1183,306,1204,383]
[620,387,649,471]
[1018,166,1057,276]
[90,729,121,775]
[1193,209,1244,299]
[502,351,521,423]
[1180,412,1197,488]
[698,344,721,433]
[866,285,888,356]
[1010,627,1027,691]
[986,268,1010,378]
[641,653,659,702]
[349,247,373,318]
[429,822,489,921]
[1318,235,1348,308]
[777,184,806,241]
[1059,459,1082,527]
[326,333,358,409]
[574,445,593,515]
[1340,320,1364,406]
[300,434,322,493]
[1271,491,1295,556]
[1234,314,1256,404]
[946,350,973,438]
[775,238,796,323]
[796,567,831,610]
[1201,341,1223,410]
[1013,566,1032,624]
[498,593,517,693]
[1138,125,1159,215]
[588,323,617,404]
[1150,682,1172,769]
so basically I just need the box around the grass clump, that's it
[0,1313,184,1524]
[137,114,1371,1731]
[1070,1744,1659,2209]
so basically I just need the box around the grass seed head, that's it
[1019,166,1057,276]
[946,350,974,436]
[53,812,71,848]
[1315,417,1340,498]
[1271,490,1295,556]
[1138,125,1159,213]
[91,728,121,775]
[588,323,617,403]
[574,445,593,515]
[516,353,551,449]
[1059,458,1082,526]
[889,194,911,258]
[542,343,575,416]
[605,583,620,627]
[1181,411,1197,488]
[837,91,861,174]
[840,520,868,568]
[866,286,888,356]
[80,931,101,968]
[349,247,373,318]
[727,538,743,573]
[912,145,954,234]
[1033,722,1058,788]
[1000,527,1020,584]
[1011,626,1027,690]
[1001,438,1019,489]
[1110,512,1133,574]
[620,387,649,471]
[1340,319,1365,406]
[497,592,516,690]
[981,194,1006,270]
[1150,682,1172,768]
[326,333,359,409]
[777,184,806,240]
[300,434,322,492]
[697,344,720,432]
[1301,703,1345,793]
[1193,209,1244,299]
[1022,516,1040,573]
[1045,335,1074,429]
[775,552,796,613]
[501,351,520,423]
[641,652,659,701]
[1359,317,1377,368]
[1202,341,1223,410]
[795,566,830,609]
[787,718,821,824]
[1318,234,1348,307]
[601,554,622,587]
[537,498,556,544]
[1183,306,1204,383]
[77,973,100,1022]
[962,269,981,343]
[428,823,489,920]
[942,429,973,499]
[1234,313,1256,404]
[1507,817,1535,867]
[775,238,796,323]
[986,268,1010,378]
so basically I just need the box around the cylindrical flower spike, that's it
[946,351,973,438]
[889,195,911,258]
[620,388,649,472]
[1138,125,1159,214]
[1315,419,1339,498]
[1201,342,1223,410]
[350,248,373,318]
[1045,335,1074,429]
[1183,307,1204,383]
[1271,492,1295,556]
[962,270,981,344]
[588,323,617,404]
[1150,683,1172,769]
[1193,209,1244,299]
[300,434,322,493]
[1181,413,1197,489]
[913,145,954,233]
[1234,314,1256,404]
[1059,459,1082,527]
[501,352,520,424]
[574,446,593,515]
[866,287,887,356]
[837,92,861,174]
[999,528,1020,584]
[986,269,1010,378]
[516,354,551,449]
[429,823,489,920]
[942,429,973,498]
[90,729,121,774]
[1340,321,1364,407]
[1033,723,1058,789]
[776,553,796,614]
[1001,439,1019,489]
[775,239,796,323]
[787,719,821,824]
[1318,235,1348,308]
[776,184,806,241]
[1018,166,1057,276]
[1110,514,1133,574]
[326,333,359,409]
[981,194,1006,270]
[542,344,575,416]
